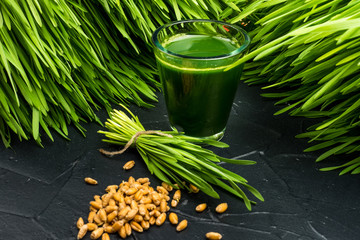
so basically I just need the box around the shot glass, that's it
[152,19,250,140]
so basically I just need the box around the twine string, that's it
[99,130,173,157]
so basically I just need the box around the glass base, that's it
[170,125,225,141]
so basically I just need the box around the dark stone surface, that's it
[1,82,359,240]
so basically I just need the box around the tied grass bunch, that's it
[98,105,264,210]
[228,0,360,175]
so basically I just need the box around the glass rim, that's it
[151,19,251,60]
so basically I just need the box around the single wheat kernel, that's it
[105,205,118,213]
[98,209,107,223]
[130,221,144,232]
[124,222,132,236]
[113,192,122,202]
[161,182,173,192]
[128,176,135,184]
[173,190,181,201]
[149,216,156,225]
[157,186,169,195]
[93,213,103,225]
[195,203,207,212]
[133,214,143,222]
[138,204,147,216]
[176,219,188,232]
[77,224,88,239]
[86,223,98,231]
[160,199,167,213]
[155,212,166,226]
[205,232,222,239]
[130,200,138,210]
[94,196,102,207]
[126,187,138,196]
[171,199,178,208]
[102,192,113,207]
[134,189,144,201]
[105,185,118,192]
[141,220,150,230]
[151,192,161,205]
[90,201,102,210]
[111,221,123,232]
[119,226,127,239]
[118,206,130,219]
[90,227,103,239]
[76,217,84,229]
[104,225,115,233]
[85,177,98,185]
[125,208,138,221]
[189,184,199,193]
[169,212,178,225]
[101,233,110,240]
[215,203,228,214]
[137,177,150,184]
[107,210,118,223]
[123,160,135,170]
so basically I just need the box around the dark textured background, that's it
[1,81,359,240]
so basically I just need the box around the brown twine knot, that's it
[99,130,173,157]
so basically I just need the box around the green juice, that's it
[157,35,243,138]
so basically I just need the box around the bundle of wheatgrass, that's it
[0,0,251,147]
[227,0,360,174]
[99,105,263,210]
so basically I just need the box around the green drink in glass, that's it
[152,19,250,140]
